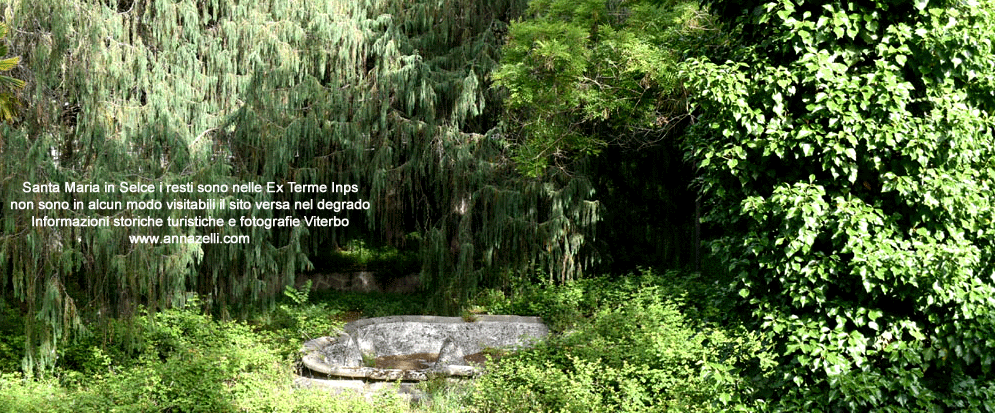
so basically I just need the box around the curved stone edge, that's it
[301,315,546,381]
[301,357,481,381]
[301,335,338,353]
[428,364,478,378]
[293,377,427,403]
[343,315,545,335]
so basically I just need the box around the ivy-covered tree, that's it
[687,0,995,409]
[1,0,603,374]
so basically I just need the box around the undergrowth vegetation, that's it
[0,292,410,413]
[310,237,423,284]
[0,280,439,412]
[468,269,770,412]
[0,267,759,412]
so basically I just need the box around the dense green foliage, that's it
[491,0,723,273]
[0,296,413,413]
[469,269,768,412]
[687,0,995,409]
[0,269,758,412]
[492,0,700,176]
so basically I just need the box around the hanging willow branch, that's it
[1,0,599,374]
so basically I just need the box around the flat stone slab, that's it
[301,315,548,381]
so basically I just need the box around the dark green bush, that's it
[311,238,421,281]
[0,328,25,373]
[310,289,428,318]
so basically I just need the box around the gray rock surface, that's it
[436,338,465,366]
[300,315,548,381]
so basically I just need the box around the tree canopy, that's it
[492,0,706,177]
[1,0,603,374]
[491,0,721,272]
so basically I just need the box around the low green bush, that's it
[0,373,67,412]
[0,329,25,373]
[0,295,426,413]
[471,267,744,332]
[0,300,26,373]
[250,281,345,357]
[311,289,428,319]
[472,270,772,412]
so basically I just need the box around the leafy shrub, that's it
[472,267,743,331]
[49,299,325,412]
[0,326,25,373]
[269,282,343,353]
[239,281,347,361]
[311,289,428,319]
[0,373,66,413]
[0,296,422,413]
[687,0,995,409]
[473,273,771,412]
